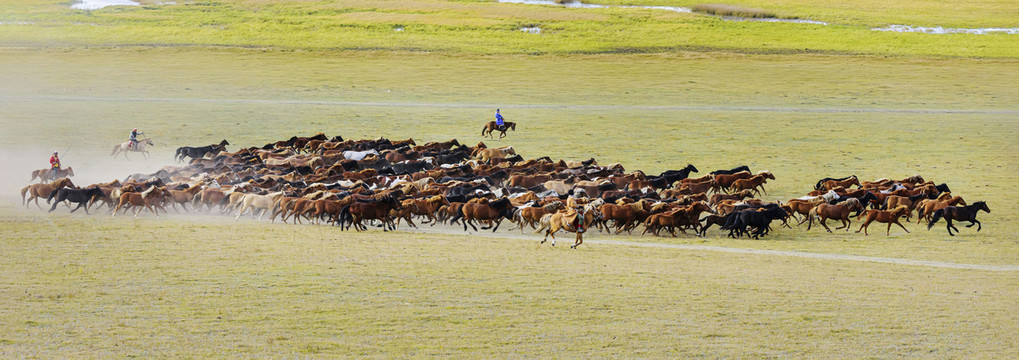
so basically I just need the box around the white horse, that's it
[111,138,154,159]
[343,149,380,161]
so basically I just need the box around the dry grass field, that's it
[1,0,1018,357]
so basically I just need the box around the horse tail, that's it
[481,124,488,136]
[20,185,30,206]
[111,144,120,156]
[927,209,945,230]
[807,207,819,229]
[814,179,824,190]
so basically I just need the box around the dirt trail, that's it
[401,225,1019,272]
[2,95,1017,115]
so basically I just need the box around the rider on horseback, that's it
[48,151,61,179]
[495,109,505,131]
[129,128,143,150]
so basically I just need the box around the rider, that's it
[495,109,505,131]
[129,128,143,150]
[48,151,61,179]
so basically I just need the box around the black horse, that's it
[658,164,699,184]
[47,186,105,214]
[927,201,990,236]
[814,175,857,190]
[710,165,750,176]
[722,205,788,239]
[175,139,230,163]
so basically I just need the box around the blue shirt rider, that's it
[495,109,505,129]
[129,128,142,149]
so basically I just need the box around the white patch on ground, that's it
[71,0,141,10]
[519,27,542,34]
[872,25,1019,35]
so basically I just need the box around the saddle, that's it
[562,208,585,232]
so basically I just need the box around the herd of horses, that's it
[23,134,990,247]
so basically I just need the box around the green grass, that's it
[1,208,1017,357]
[0,0,1017,57]
[691,4,779,18]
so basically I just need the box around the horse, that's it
[855,205,911,236]
[722,206,789,239]
[814,175,857,190]
[458,197,513,232]
[111,138,155,159]
[482,121,516,139]
[537,207,600,249]
[234,192,285,220]
[513,201,564,233]
[30,167,75,183]
[915,196,967,224]
[729,174,769,196]
[818,175,861,191]
[111,186,167,218]
[709,165,750,176]
[927,201,990,236]
[340,196,403,231]
[807,198,863,233]
[343,149,379,161]
[21,177,76,208]
[46,186,105,214]
[175,139,229,163]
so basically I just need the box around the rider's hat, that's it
[133,128,137,131]
[53,151,58,154]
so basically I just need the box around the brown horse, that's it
[729,175,769,196]
[31,167,74,183]
[820,176,861,191]
[856,205,911,235]
[21,177,76,208]
[598,200,651,234]
[642,202,712,237]
[481,121,516,139]
[915,196,967,224]
[459,197,512,232]
[513,201,565,233]
[713,171,752,193]
[807,198,863,233]
[343,196,402,231]
[112,186,166,218]
[784,197,824,224]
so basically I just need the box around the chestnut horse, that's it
[21,177,76,208]
[855,205,911,235]
[807,198,863,233]
[927,201,990,236]
[481,121,516,139]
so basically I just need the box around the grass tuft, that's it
[691,4,781,19]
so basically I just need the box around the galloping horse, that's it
[482,121,516,139]
[537,207,600,248]
[855,205,911,235]
[927,201,990,236]
[807,198,864,233]
[111,138,155,159]
[30,167,74,183]
[175,139,229,163]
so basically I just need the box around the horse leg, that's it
[945,218,955,236]
[973,219,981,232]
[893,220,910,234]
[571,232,583,249]
[819,218,832,233]
[491,219,502,232]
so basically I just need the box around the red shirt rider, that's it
[50,152,60,169]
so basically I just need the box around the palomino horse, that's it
[855,205,911,235]
[31,167,74,183]
[482,121,516,139]
[111,138,155,159]
[927,201,990,236]
[537,208,598,248]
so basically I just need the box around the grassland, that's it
[2,207,1017,357]
[0,0,1017,57]
[2,0,1018,357]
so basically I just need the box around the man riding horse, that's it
[48,151,61,179]
[129,128,144,150]
[495,109,505,132]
